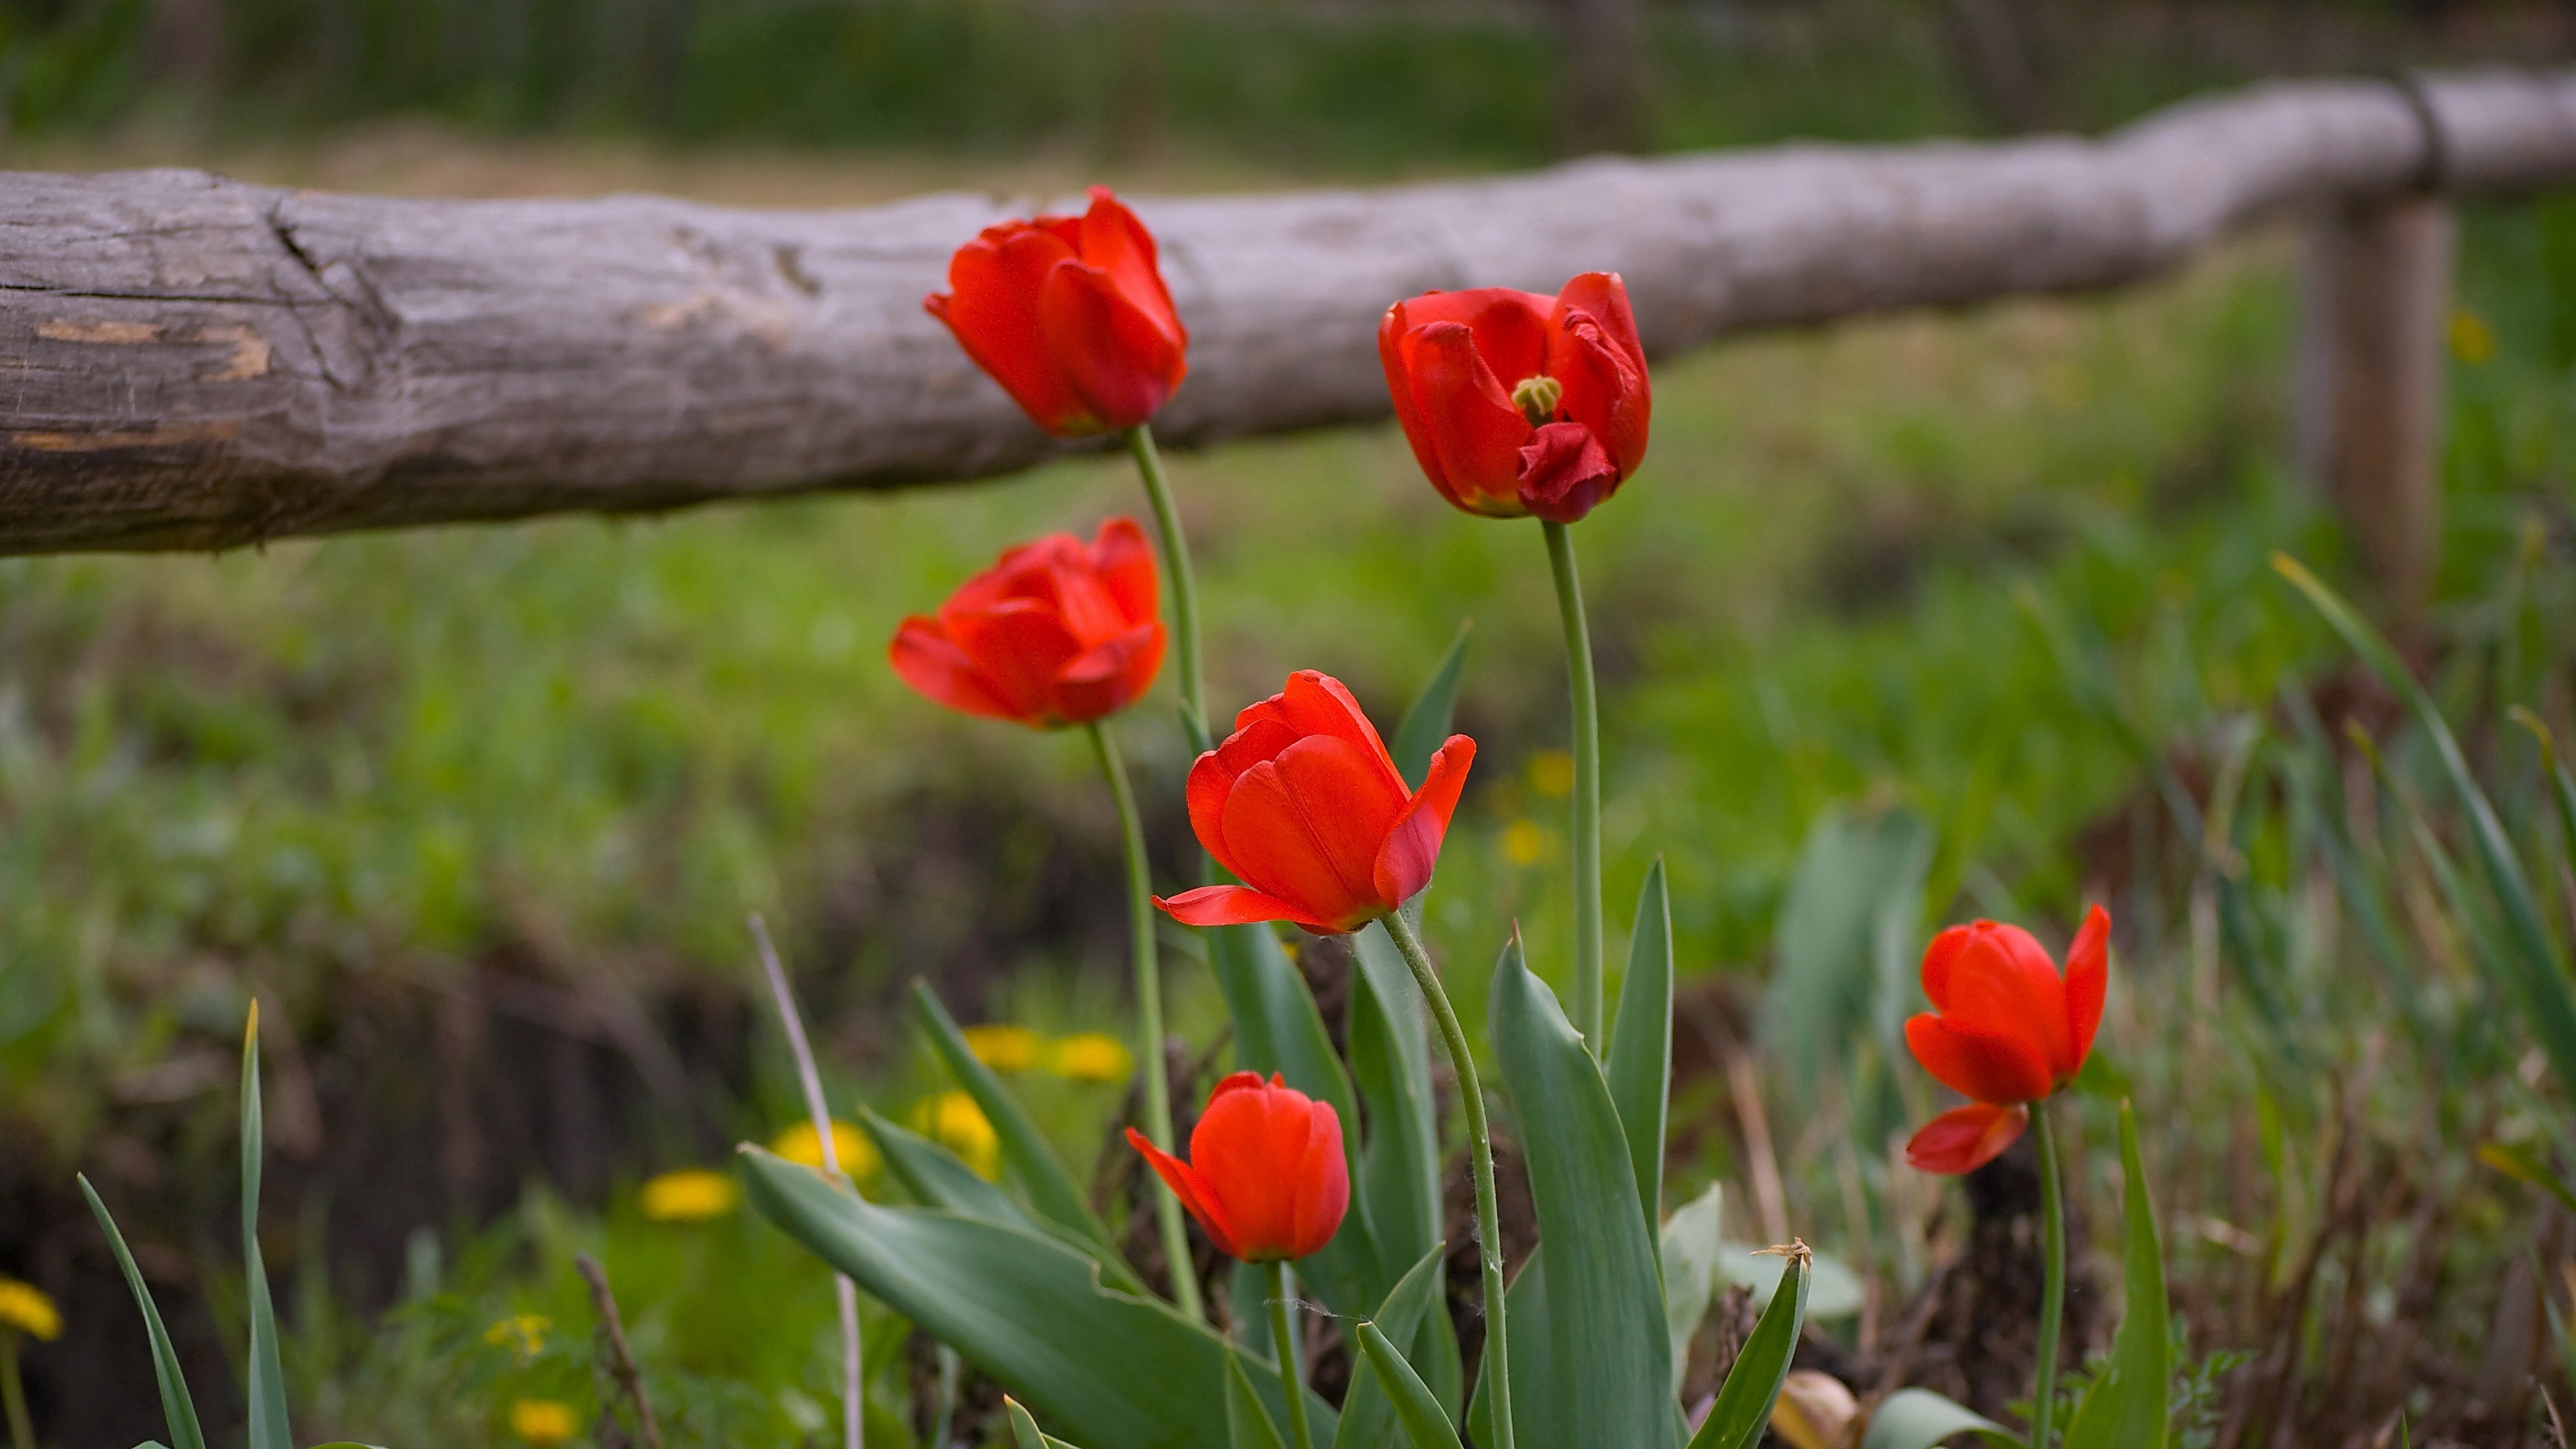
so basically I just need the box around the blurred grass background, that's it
[6,0,2576,1444]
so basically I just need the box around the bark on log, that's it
[3,68,2574,555]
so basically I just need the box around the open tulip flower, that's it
[1156,670,1474,934]
[1903,904,2110,1175]
[924,185,1188,437]
[1126,1072,1348,1265]
[1379,272,1650,524]
[889,517,1166,729]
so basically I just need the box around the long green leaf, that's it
[1391,620,1473,790]
[858,1108,1146,1294]
[1607,859,1675,1240]
[1007,1397,1089,1449]
[78,1175,207,1449]
[1860,1389,2012,1449]
[911,983,1118,1253]
[2276,555,2576,1099]
[2063,1102,2169,1449]
[1205,920,1381,1315]
[240,1004,292,1449]
[1352,923,1442,1277]
[1685,1250,1808,1449]
[1659,1183,1725,1398]
[1354,1320,1466,1449]
[1491,936,1675,1449]
[741,1145,1334,1449]
[2510,707,2576,883]
[1226,1356,1290,1449]
[1762,808,1935,1089]
[1333,1246,1449,1449]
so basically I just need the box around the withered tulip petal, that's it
[1039,259,1187,431]
[1550,272,1646,377]
[1904,1102,2030,1175]
[1904,1012,2053,1106]
[1547,307,1651,480]
[930,228,1099,435]
[2063,903,2111,1069]
[1515,420,1621,524]
[1374,735,1477,909]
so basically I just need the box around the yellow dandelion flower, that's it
[482,1312,551,1362]
[510,1397,579,1446]
[1502,818,1546,867]
[962,1024,1041,1071]
[1529,749,1576,799]
[771,1120,880,1180]
[2450,307,2497,365]
[0,1279,59,1342]
[912,1090,1000,1179]
[1048,1032,1134,1083]
[640,1168,738,1222]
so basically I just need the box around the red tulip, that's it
[924,186,1187,437]
[1902,906,2110,1175]
[1378,272,1650,525]
[888,518,1165,729]
[1155,671,1474,934]
[1126,1072,1348,1263]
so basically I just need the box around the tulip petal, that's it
[2063,902,2110,1071]
[1515,420,1621,524]
[1156,885,1333,935]
[1289,1096,1350,1258]
[1904,1012,2053,1105]
[1934,922,2077,1079]
[1051,621,1165,723]
[1397,321,1533,517]
[1039,258,1186,431]
[1125,1126,1243,1260]
[1391,287,1554,384]
[1546,300,1651,483]
[1373,735,1477,909]
[928,227,1099,435]
[1904,1102,2029,1175]
[888,617,1018,723]
[1191,1080,1311,1262]
[1258,672,1407,791]
[941,600,1087,725]
[1918,924,1974,1011]
[1077,187,1186,350]
[1091,517,1159,629]
[1221,741,1407,931]
[1381,301,1455,502]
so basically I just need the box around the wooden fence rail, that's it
[3,68,2574,557]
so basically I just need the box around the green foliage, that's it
[1683,1249,1807,1449]
[1351,1320,1464,1449]
[2063,1104,2171,1449]
[1607,861,1676,1238]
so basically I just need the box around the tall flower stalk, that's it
[1541,519,1605,1044]
[2030,1104,2067,1449]
[1090,718,1202,1322]
[1126,424,1209,751]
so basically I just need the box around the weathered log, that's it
[3,68,2573,555]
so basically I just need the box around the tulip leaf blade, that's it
[240,1006,293,1449]
[2275,554,2576,1102]
[1606,858,1674,1240]
[1659,1183,1726,1397]
[1334,1245,1450,1449]
[1858,1389,2015,1449]
[1352,922,1444,1293]
[1226,1354,1290,1449]
[741,1144,1335,1449]
[859,1107,1146,1295]
[1393,619,1473,790]
[1354,1320,1466,1449]
[1685,1248,1808,1449]
[2062,1102,2169,1449]
[1490,934,1676,1449]
[78,1175,209,1449]
[910,983,1118,1256]
[1206,919,1381,1314]
[1007,1397,1089,1449]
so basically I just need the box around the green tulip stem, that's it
[1540,519,1605,1051]
[1267,1260,1315,1449]
[2031,1102,2066,1449]
[1126,423,1211,753]
[1381,910,1515,1449]
[1,1333,28,1449]
[1087,718,1204,1324]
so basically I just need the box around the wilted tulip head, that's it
[1126,1071,1348,1264]
[889,517,1165,729]
[1902,905,2110,1175]
[924,186,1187,437]
[1156,670,1474,934]
[1379,272,1650,525]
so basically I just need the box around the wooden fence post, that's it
[2296,194,2456,624]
